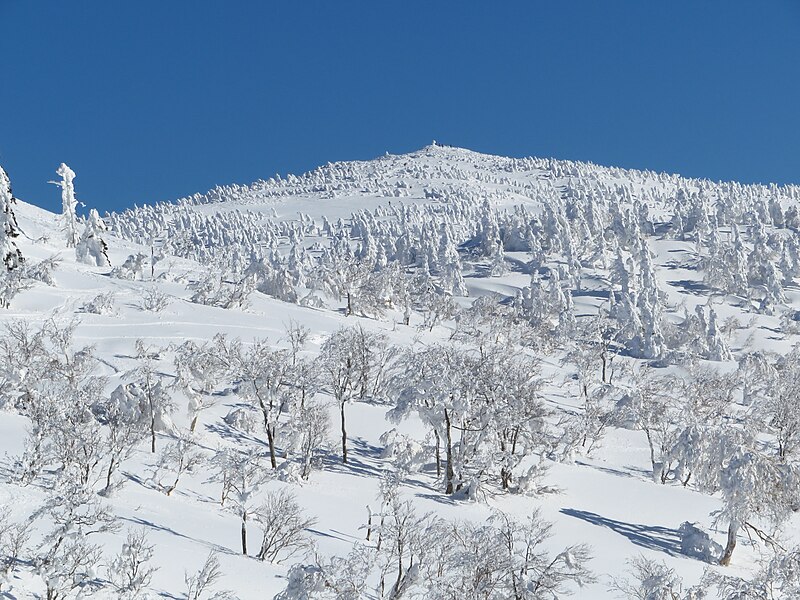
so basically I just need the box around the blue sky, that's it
[1,1,799,214]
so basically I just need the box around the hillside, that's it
[1,145,800,598]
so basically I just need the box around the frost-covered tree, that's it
[51,163,79,248]
[0,509,30,594]
[32,484,117,600]
[287,400,330,480]
[183,552,237,600]
[612,367,678,483]
[155,434,204,496]
[173,339,229,433]
[319,326,390,464]
[111,253,147,280]
[711,546,800,599]
[107,529,158,599]
[123,340,176,453]
[76,208,110,266]
[438,223,468,296]
[751,346,800,460]
[715,443,796,566]
[0,166,23,270]
[216,337,291,469]
[253,488,316,563]
[611,554,704,600]
[212,448,271,556]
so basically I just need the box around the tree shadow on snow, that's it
[413,491,462,506]
[666,280,712,296]
[321,438,386,479]
[560,508,683,557]
[308,527,361,543]
[574,461,652,480]
[205,422,269,449]
[571,288,610,301]
[120,515,237,557]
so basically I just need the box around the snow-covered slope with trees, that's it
[2,145,800,598]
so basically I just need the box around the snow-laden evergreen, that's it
[76,208,111,266]
[53,162,79,248]
[0,166,23,270]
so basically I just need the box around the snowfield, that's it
[1,144,800,598]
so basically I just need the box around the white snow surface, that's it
[1,144,800,599]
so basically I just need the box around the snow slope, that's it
[2,144,800,599]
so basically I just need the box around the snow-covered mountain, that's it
[1,144,800,599]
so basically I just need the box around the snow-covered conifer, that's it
[76,208,110,266]
[0,166,23,271]
[52,163,79,247]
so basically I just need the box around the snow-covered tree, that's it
[32,484,117,600]
[715,443,797,565]
[76,208,110,266]
[52,163,79,248]
[155,434,203,496]
[124,340,176,453]
[253,488,315,563]
[0,166,23,270]
[319,326,390,464]
[107,529,158,599]
[212,449,270,556]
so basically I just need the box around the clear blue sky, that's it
[1,1,799,214]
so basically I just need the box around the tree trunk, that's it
[434,430,441,478]
[241,515,248,556]
[266,425,278,469]
[340,400,348,464]
[151,415,156,454]
[719,522,738,566]
[190,414,199,433]
[444,409,454,494]
[644,428,656,475]
[501,467,511,490]
[105,458,115,492]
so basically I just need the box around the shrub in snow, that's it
[0,270,32,309]
[0,509,29,594]
[23,255,60,286]
[611,554,703,600]
[155,434,204,496]
[139,286,170,312]
[277,503,593,599]
[78,291,117,315]
[0,255,60,309]
[183,552,237,600]
[112,253,147,280]
[379,429,426,477]
[275,548,373,600]
[107,529,158,599]
[223,407,257,433]
[189,272,252,309]
[711,546,800,599]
